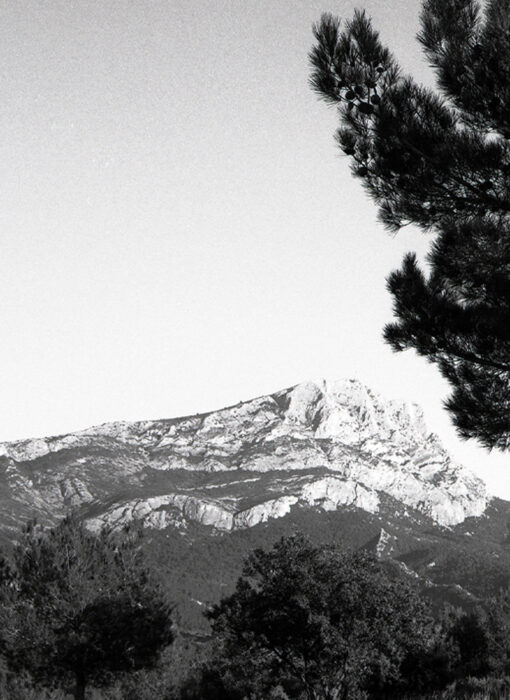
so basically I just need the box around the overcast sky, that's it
[1,0,509,494]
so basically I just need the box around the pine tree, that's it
[0,516,173,700]
[310,0,510,451]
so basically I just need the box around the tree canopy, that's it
[0,516,173,700]
[310,0,510,451]
[196,534,433,699]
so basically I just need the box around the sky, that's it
[1,0,509,495]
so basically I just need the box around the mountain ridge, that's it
[0,378,436,455]
[3,378,510,630]
[0,378,488,535]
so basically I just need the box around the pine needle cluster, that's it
[310,0,510,450]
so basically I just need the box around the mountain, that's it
[0,379,488,531]
[1,378,509,630]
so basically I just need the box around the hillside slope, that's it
[1,378,506,630]
[0,379,487,534]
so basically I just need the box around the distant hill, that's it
[1,378,508,631]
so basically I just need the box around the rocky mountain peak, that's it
[0,379,489,536]
[274,379,429,448]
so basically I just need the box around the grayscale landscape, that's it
[3,0,510,697]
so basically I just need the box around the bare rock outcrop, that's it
[0,379,488,532]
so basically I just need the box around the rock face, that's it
[0,379,488,537]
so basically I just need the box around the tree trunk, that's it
[74,671,86,700]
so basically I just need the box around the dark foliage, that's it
[310,0,510,451]
[194,534,435,699]
[426,547,510,598]
[446,591,510,680]
[0,517,173,699]
[2,524,510,698]
[175,534,510,698]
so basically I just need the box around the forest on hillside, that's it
[1,518,510,699]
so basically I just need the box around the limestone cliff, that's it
[0,379,488,536]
